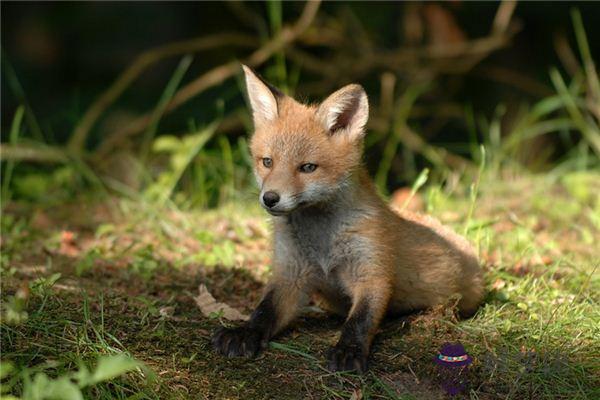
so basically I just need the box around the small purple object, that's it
[434,342,473,396]
[434,342,473,367]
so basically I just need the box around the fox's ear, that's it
[316,84,369,140]
[242,65,282,128]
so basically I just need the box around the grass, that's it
[2,164,599,399]
[2,8,599,399]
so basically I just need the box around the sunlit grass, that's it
[1,7,599,400]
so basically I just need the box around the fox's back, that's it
[270,167,482,316]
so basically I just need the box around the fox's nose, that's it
[262,191,280,208]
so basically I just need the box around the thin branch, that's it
[94,0,321,161]
[474,65,553,97]
[69,33,257,154]
[492,0,518,36]
[0,143,68,163]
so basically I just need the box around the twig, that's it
[69,33,257,154]
[225,0,269,38]
[380,72,397,118]
[94,0,321,161]
[492,0,518,36]
[0,143,68,163]
[286,46,338,77]
[474,65,553,97]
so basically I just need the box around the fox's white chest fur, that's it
[273,203,374,281]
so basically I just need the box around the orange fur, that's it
[212,65,484,372]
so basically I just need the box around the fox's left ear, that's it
[316,84,369,141]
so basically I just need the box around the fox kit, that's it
[212,65,484,372]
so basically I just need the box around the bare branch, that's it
[69,33,257,154]
[493,0,518,36]
[0,143,68,163]
[94,0,321,161]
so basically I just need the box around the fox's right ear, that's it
[242,65,282,128]
[316,84,369,141]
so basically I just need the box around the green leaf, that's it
[95,223,115,238]
[152,135,181,153]
[46,377,83,400]
[14,174,50,200]
[28,373,50,400]
[561,171,600,204]
[72,364,92,388]
[0,361,14,379]
[88,354,139,386]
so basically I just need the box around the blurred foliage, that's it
[1,1,599,208]
[1,4,598,398]
[0,354,148,400]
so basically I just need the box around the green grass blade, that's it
[266,0,287,91]
[160,121,219,205]
[140,55,194,163]
[1,106,25,205]
[399,168,429,212]
[550,68,600,156]
[218,136,235,203]
[571,9,600,106]
[464,145,486,235]
[1,55,45,142]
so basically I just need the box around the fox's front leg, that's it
[212,276,311,358]
[327,275,392,373]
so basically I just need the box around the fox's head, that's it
[242,65,369,216]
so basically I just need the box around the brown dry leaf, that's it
[512,254,555,276]
[194,284,249,321]
[59,230,80,257]
[512,261,529,276]
[350,389,363,400]
[491,278,506,290]
[159,306,175,318]
[529,254,554,266]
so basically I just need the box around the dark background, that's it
[2,1,599,190]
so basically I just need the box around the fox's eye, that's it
[299,163,318,173]
[262,157,273,168]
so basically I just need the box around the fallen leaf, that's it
[491,279,506,290]
[512,261,529,276]
[530,254,554,266]
[159,306,175,318]
[512,254,554,276]
[59,230,80,257]
[350,389,363,400]
[194,285,249,321]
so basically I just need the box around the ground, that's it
[1,170,599,399]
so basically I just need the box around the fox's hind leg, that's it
[326,274,392,373]
[312,286,352,317]
[212,275,312,358]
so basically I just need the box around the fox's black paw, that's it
[326,343,368,373]
[211,326,264,358]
